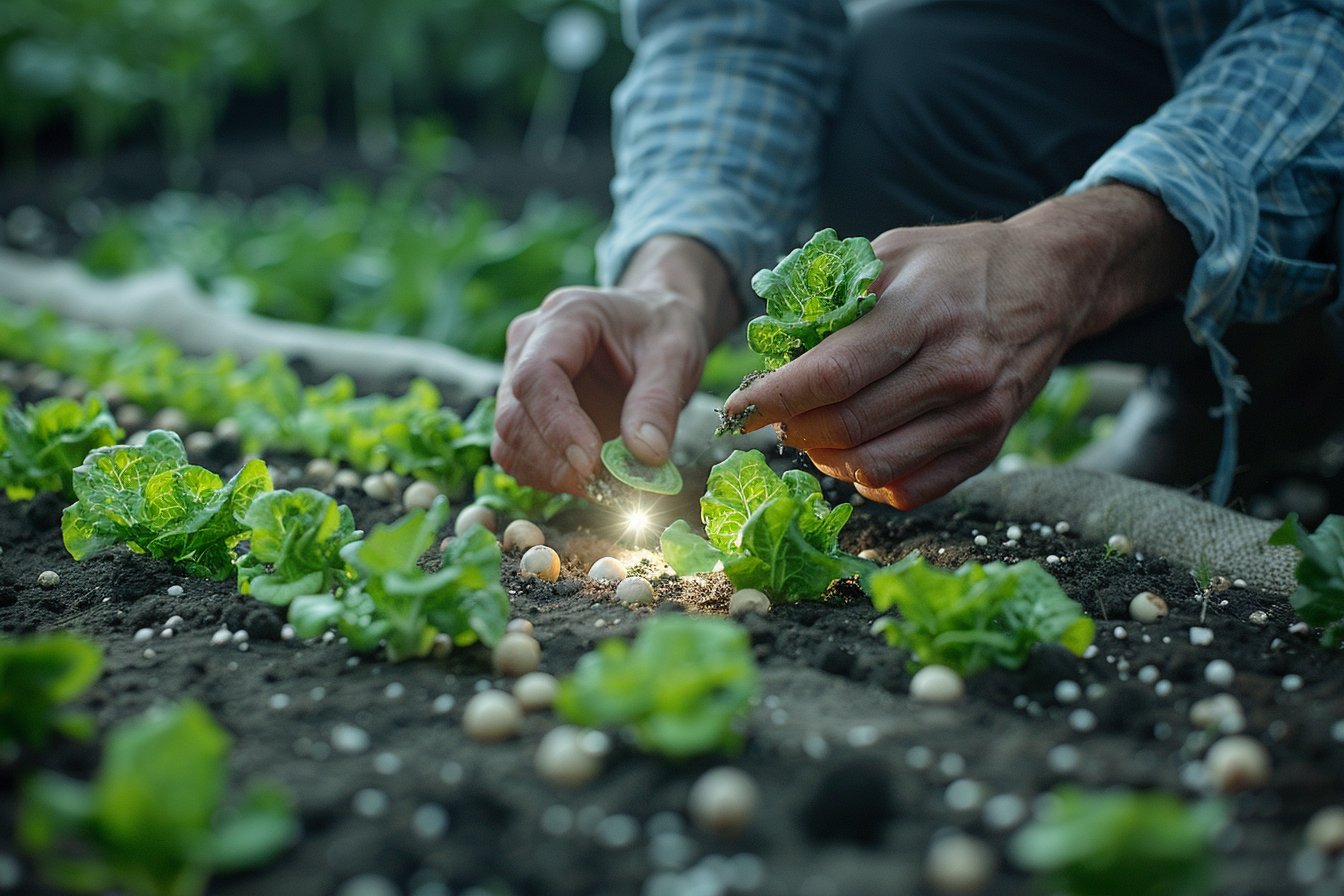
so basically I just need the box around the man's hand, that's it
[493,236,739,495]
[724,184,1196,509]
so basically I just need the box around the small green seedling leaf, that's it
[866,552,1094,676]
[235,488,361,607]
[1009,786,1225,896]
[0,632,103,753]
[473,464,580,521]
[0,394,123,500]
[555,614,758,758]
[18,699,297,896]
[600,437,682,495]
[746,228,882,371]
[1268,512,1344,646]
[660,449,873,603]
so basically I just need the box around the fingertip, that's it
[625,422,670,466]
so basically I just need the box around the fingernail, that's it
[565,444,594,477]
[636,423,668,458]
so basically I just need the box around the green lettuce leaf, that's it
[866,552,1094,676]
[1268,512,1344,646]
[0,632,103,751]
[555,614,757,758]
[235,488,360,606]
[472,464,580,522]
[61,431,273,579]
[746,228,882,370]
[660,449,872,603]
[18,700,297,896]
[0,394,123,500]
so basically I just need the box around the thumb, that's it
[619,336,704,465]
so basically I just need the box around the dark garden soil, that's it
[2,382,1344,896]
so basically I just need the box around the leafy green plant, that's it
[289,499,508,660]
[745,228,882,371]
[660,449,873,603]
[866,552,1094,675]
[1000,367,1111,466]
[1009,787,1225,896]
[473,463,579,522]
[61,431,273,579]
[18,700,297,896]
[0,632,102,753]
[600,436,682,495]
[555,614,758,758]
[0,394,123,500]
[1268,512,1344,646]
[235,488,360,607]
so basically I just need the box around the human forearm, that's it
[616,234,741,346]
[1006,183,1196,348]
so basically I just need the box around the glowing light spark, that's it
[625,509,651,534]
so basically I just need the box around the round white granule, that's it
[1053,680,1081,704]
[1305,806,1344,854]
[1006,525,1023,541]
[925,832,996,894]
[857,548,881,561]
[687,766,759,837]
[361,473,394,502]
[534,725,605,788]
[1107,533,1133,554]
[973,534,988,547]
[588,556,627,583]
[519,545,561,582]
[1204,735,1271,793]
[455,503,497,535]
[513,672,559,711]
[503,519,546,552]
[1204,659,1235,688]
[462,690,523,743]
[910,665,965,704]
[36,570,60,588]
[728,588,771,618]
[615,576,655,606]
[1281,674,1304,692]
[1189,627,1215,647]
[402,480,443,510]
[1129,591,1169,624]
[507,618,535,634]
[492,631,542,678]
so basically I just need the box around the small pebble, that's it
[1189,627,1215,647]
[1054,521,1070,534]
[402,480,443,510]
[1248,610,1269,625]
[455,504,497,535]
[1204,659,1235,688]
[520,545,562,582]
[1006,525,1022,541]
[36,570,60,588]
[1106,533,1133,554]
[1204,735,1271,793]
[534,725,605,788]
[687,767,759,836]
[857,548,880,561]
[588,556,626,583]
[362,474,394,502]
[1053,680,1081,704]
[304,457,338,482]
[1305,806,1344,854]
[616,576,655,606]
[133,628,155,643]
[1281,674,1304,692]
[973,534,988,547]
[492,632,543,677]
[910,665,965,704]
[729,588,771,618]
[503,519,546,552]
[331,723,371,754]
[1129,591,1168,624]
[462,690,523,742]
[514,672,559,711]
[210,629,232,646]
[925,833,996,894]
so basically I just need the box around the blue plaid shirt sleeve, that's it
[1071,1,1344,502]
[595,0,849,302]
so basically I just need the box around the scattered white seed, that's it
[412,803,450,840]
[431,694,455,714]
[1204,659,1235,688]
[231,629,249,644]
[588,556,626,583]
[361,474,394,502]
[333,469,361,489]
[507,618,535,635]
[1233,578,1247,589]
[402,480,443,510]
[616,576,655,606]
[462,690,523,742]
[1248,610,1269,625]
[492,631,542,677]
[687,767,759,837]
[1189,627,1214,647]
[281,624,295,641]
[159,628,174,639]
[1190,694,1244,733]
[982,793,1028,832]
[1112,625,1128,640]
[857,548,880,561]
[304,457,337,482]
[373,751,402,775]
[1305,806,1344,854]
[1129,591,1169,624]
[945,779,988,813]
[455,503,497,535]
[503,519,546,552]
[184,430,215,456]
[1137,665,1160,684]
[519,545,561,582]
[1006,525,1023,541]
[973,534,988,547]
[133,627,155,643]
[141,647,156,659]
[1046,555,1061,565]
[1282,674,1304,692]
[534,725,605,788]
[1154,680,1173,697]
[1204,735,1271,793]
[210,629,232,646]
[212,417,241,443]
[150,407,189,433]
[514,672,559,711]
[383,682,405,700]
[729,588,771,618]
[164,614,184,627]
[1290,621,1312,636]
[1046,744,1081,774]
[925,832,996,894]
[1054,680,1081,704]
[910,665,965,704]
[1068,709,1098,733]
[331,723,371,754]
[269,693,291,710]
[1107,533,1133,554]
[352,788,389,818]
[36,570,60,588]
[1055,521,1071,534]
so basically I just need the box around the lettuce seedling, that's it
[0,632,102,753]
[0,394,123,500]
[289,499,509,661]
[746,228,882,371]
[1009,786,1225,896]
[660,449,874,603]
[61,430,273,580]
[555,614,758,758]
[235,488,361,607]
[473,463,580,522]
[18,699,297,896]
[866,552,1094,676]
[1268,512,1344,646]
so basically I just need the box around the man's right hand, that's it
[492,235,739,496]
